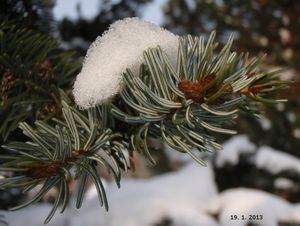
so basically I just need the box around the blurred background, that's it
[1,0,300,226]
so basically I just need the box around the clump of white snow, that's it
[215,135,256,167]
[73,17,179,108]
[254,146,300,175]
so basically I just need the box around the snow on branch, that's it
[73,18,179,108]
[255,146,300,175]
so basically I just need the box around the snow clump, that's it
[73,17,179,108]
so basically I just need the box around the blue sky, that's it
[53,0,166,25]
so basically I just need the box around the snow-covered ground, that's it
[207,188,300,226]
[2,136,300,226]
[2,162,218,226]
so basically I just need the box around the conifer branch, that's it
[0,21,81,141]
[0,27,290,224]
[0,100,128,223]
[112,32,290,164]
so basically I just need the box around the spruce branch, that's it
[0,25,291,224]
[0,21,81,141]
[112,32,290,164]
[0,100,128,224]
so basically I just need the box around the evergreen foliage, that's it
[0,1,295,225]
[1,98,126,224]
[164,0,300,69]
[0,0,55,33]
[163,0,300,156]
[0,28,290,223]
[112,32,289,164]
[0,21,81,142]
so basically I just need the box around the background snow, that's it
[2,136,300,226]
[2,162,218,226]
[73,17,178,108]
[274,177,295,190]
[104,162,217,226]
[255,146,300,175]
[207,188,297,226]
[215,135,256,167]
[215,135,300,177]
